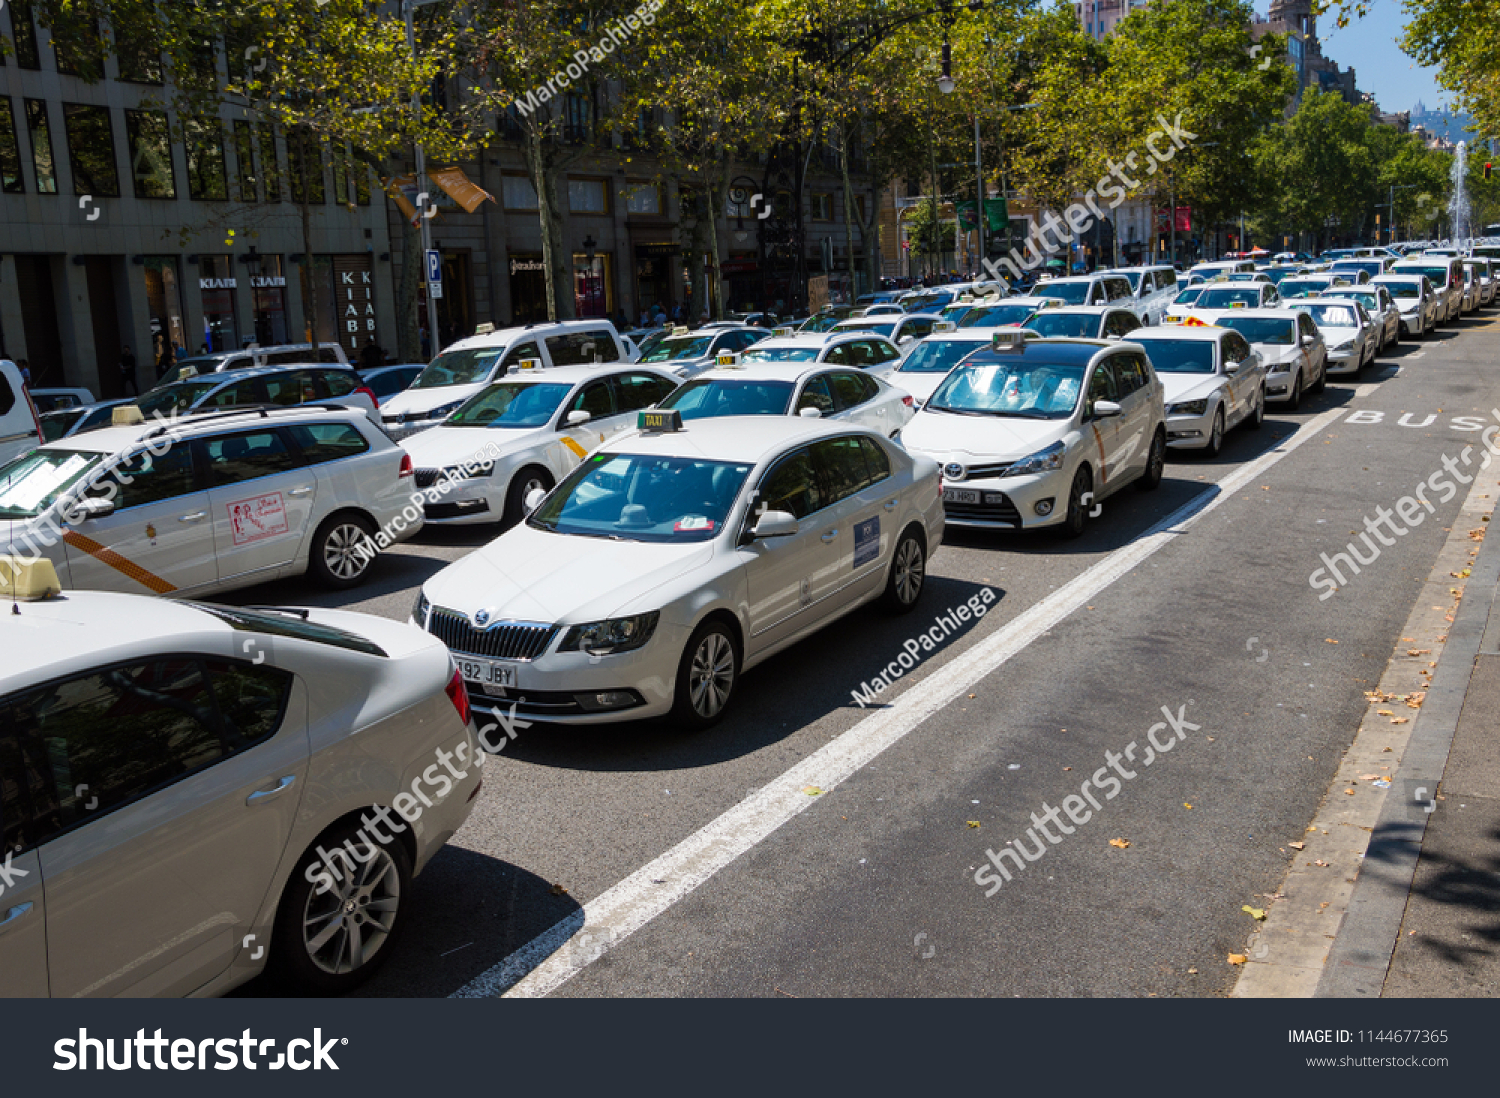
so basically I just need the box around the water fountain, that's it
[1449,140,1471,246]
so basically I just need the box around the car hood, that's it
[401,424,548,466]
[423,523,716,625]
[1159,373,1222,402]
[1319,325,1358,342]
[902,409,1067,461]
[1256,344,1305,365]
[887,371,952,405]
[382,383,485,417]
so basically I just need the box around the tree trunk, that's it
[397,213,420,363]
[838,127,858,300]
[297,129,319,345]
[707,176,727,321]
[525,123,574,322]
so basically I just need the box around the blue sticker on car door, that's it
[853,516,880,566]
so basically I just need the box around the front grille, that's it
[944,493,1022,526]
[414,468,439,489]
[427,606,557,661]
[959,461,1013,480]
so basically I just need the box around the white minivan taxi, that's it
[0,359,42,466]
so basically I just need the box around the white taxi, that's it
[741,329,903,371]
[1320,286,1401,351]
[413,414,944,729]
[1205,309,1327,408]
[901,332,1167,538]
[877,326,1018,407]
[1129,325,1266,454]
[399,363,681,527]
[955,296,1060,329]
[652,359,914,436]
[1288,298,1378,374]
[0,405,418,597]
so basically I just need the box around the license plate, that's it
[944,488,981,504]
[456,657,515,690]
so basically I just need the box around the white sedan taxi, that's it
[956,297,1060,329]
[1129,325,1267,454]
[877,326,1023,407]
[400,363,681,526]
[413,414,944,729]
[1289,298,1377,374]
[901,332,1167,537]
[741,330,902,371]
[1204,309,1327,408]
[652,359,914,436]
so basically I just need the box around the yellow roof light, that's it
[112,405,145,427]
[516,358,542,370]
[0,555,63,601]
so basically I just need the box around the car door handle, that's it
[0,902,33,929]
[287,486,315,498]
[178,511,207,523]
[884,498,898,510]
[246,775,295,805]
[821,529,839,542]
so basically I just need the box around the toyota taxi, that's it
[652,357,914,436]
[1129,325,1266,455]
[901,331,1166,538]
[399,362,682,527]
[413,414,943,729]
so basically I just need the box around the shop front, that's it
[197,255,238,353]
[249,257,289,346]
[509,254,548,325]
[143,255,186,375]
[721,256,760,312]
[326,253,377,359]
[634,242,678,320]
[573,252,612,318]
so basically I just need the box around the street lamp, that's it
[404,0,443,357]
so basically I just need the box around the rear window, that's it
[288,422,370,464]
[546,330,620,366]
[186,604,389,657]
[0,371,13,416]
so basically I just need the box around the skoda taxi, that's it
[413,414,944,730]
[1129,325,1267,455]
[653,357,914,436]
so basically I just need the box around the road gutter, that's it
[1233,461,1499,997]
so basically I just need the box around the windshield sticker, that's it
[228,492,289,546]
[675,515,715,533]
[854,516,880,566]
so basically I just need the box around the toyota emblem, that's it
[944,463,965,481]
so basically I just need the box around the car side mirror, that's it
[752,510,799,539]
[566,409,592,426]
[1092,399,1122,418]
[524,486,547,512]
[72,496,115,521]
[798,406,823,418]
[1223,360,1240,374]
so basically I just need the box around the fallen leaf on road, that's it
[1183,803,1194,810]
[1289,841,1305,850]
[1391,717,1409,724]
[1243,905,1267,921]
[1188,967,1199,974]
[1344,788,1356,795]
[1109,838,1131,849]
[1228,954,1247,965]
[966,821,981,829]
[1314,859,1330,867]
[1360,774,1382,781]
[802,786,824,796]
[549,883,569,896]
[1325,638,1339,644]
[1377,709,1394,716]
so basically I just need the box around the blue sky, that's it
[1311,0,1449,114]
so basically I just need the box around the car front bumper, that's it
[941,469,1068,529]
[1265,368,1297,398]
[1165,409,1215,449]
[1326,347,1360,375]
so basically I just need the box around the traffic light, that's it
[1486,161,1493,181]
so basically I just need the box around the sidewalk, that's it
[1316,515,1500,998]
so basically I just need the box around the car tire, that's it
[1060,465,1092,539]
[881,526,927,613]
[1137,427,1166,490]
[671,618,740,731]
[269,818,412,995]
[1286,374,1302,411]
[309,513,377,589]
[1205,408,1225,456]
[503,466,555,528]
[1248,388,1266,430]
[1312,360,1327,394]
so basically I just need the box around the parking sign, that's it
[426,249,442,283]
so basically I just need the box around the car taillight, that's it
[901,394,914,408]
[399,452,414,478]
[354,385,378,404]
[446,666,471,725]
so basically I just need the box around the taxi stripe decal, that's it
[561,437,589,459]
[61,530,177,594]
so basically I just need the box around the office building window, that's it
[116,19,164,83]
[287,133,325,204]
[258,124,281,202]
[125,109,174,199]
[624,182,660,215]
[568,178,607,214]
[811,193,834,221]
[0,100,23,193]
[233,119,257,202]
[24,99,55,193]
[10,0,40,69]
[63,104,119,197]
[186,118,228,201]
[503,174,538,210]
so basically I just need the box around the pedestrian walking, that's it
[359,336,383,373]
[118,345,139,396]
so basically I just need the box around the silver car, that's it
[0,582,481,996]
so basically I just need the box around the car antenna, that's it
[7,519,17,615]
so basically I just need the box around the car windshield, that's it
[1380,280,1422,298]
[642,337,713,363]
[1334,261,1382,277]
[1025,313,1101,338]
[799,315,842,333]
[839,321,897,338]
[1197,288,1263,308]
[1300,304,1357,328]
[1215,317,1296,345]
[958,303,1038,328]
[897,338,986,374]
[742,344,820,363]
[927,357,1085,419]
[901,293,950,312]
[1031,281,1091,305]
[1263,268,1302,285]
[1278,280,1323,297]
[40,409,87,442]
[658,378,795,418]
[1134,339,1218,372]
[530,452,754,543]
[1402,266,1451,287]
[0,448,105,518]
[135,380,220,416]
[1173,288,1206,305]
[170,354,233,377]
[444,382,572,428]
[414,347,503,388]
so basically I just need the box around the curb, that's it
[1314,507,1500,996]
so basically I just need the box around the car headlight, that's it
[1330,339,1354,352]
[560,611,661,655]
[1006,440,1067,476]
[442,461,495,479]
[1167,398,1208,416]
[428,400,465,420]
[413,591,430,625]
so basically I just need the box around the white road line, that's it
[1408,351,1426,359]
[452,407,1350,999]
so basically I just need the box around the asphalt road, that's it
[225,304,1500,997]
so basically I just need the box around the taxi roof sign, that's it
[516,358,543,370]
[991,330,1027,353]
[772,326,796,337]
[112,405,145,427]
[0,555,62,601]
[933,320,957,332]
[638,408,684,433]
[715,352,741,368]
